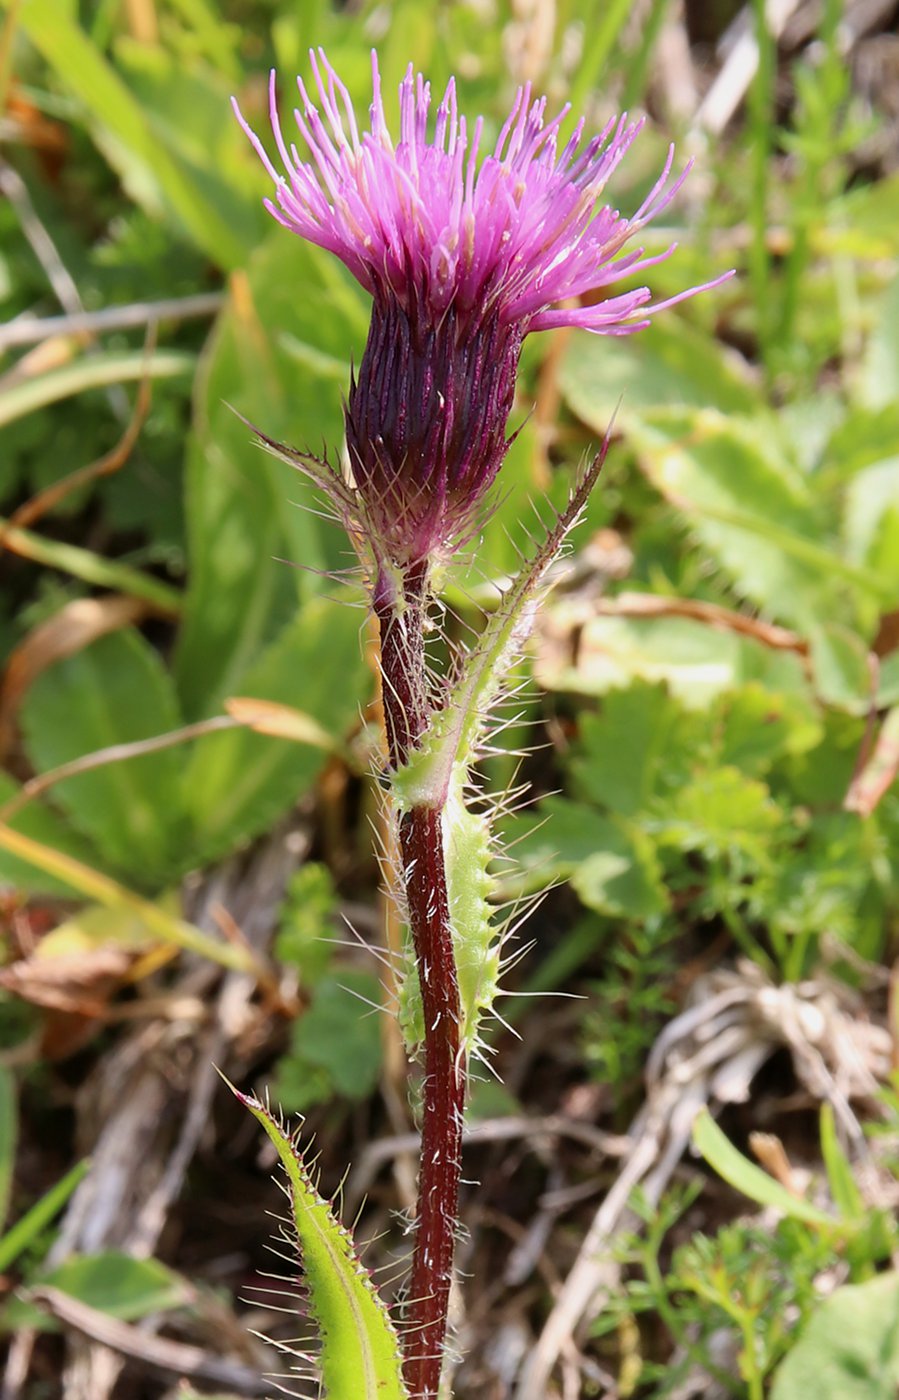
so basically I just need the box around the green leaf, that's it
[628,411,889,630]
[657,766,785,866]
[2,1251,189,1332]
[692,1109,834,1227]
[164,0,243,77]
[843,455,899,597]
[539,611,810,709]
[274,973,384,1112]
[0,1068,15,1235]
[499,797,669,919]
[819,1104,864,1221]
[573,682,696,816]
[714,683,822,775]
[185,598,369,865]
[0,826,259,974]
[825,404,899,486]
[878,652,899,707]
[785,710,867,806]
[0,1160,90,1277]
[274,863,340,987]
[0,519,181,612]
[570,819,669,919]
[809,623,876,713]
[833,175,899,260]
[860,273,899,411]
[114,38,261,255]
[20,630,189,889]
[500,796,607,888]
[19,1,248,267]
[770,812,890,968]
[770,1273,899,1400]
[560,315,762,429]
[174,236,368,720]
[231,1085,408,1400]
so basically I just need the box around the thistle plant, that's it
[232,50,730,1400]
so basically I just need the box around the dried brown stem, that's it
[595,591,806,651]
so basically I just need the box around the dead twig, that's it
[0,161,128,419]
[345,1114,629,1219]
[0,162,84,323]
[593,591,807,653]
[692,0,805,136]
[514,961,892,1400]
[0,716,240,822]
[0,292,225,355]
[26,1285,270,1396]
[0,1326,36,1400]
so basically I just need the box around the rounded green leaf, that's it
[20,629,189,889]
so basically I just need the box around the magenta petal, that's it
[232,51,733,563]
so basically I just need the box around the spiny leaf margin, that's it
[223,1076,408,1400]
[392,450,608,1061]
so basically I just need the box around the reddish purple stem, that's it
[374,560,465,1400]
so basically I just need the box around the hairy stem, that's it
[374,559,464,1400]
[398,803,463,1399]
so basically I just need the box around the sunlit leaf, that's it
[561,315,761,427]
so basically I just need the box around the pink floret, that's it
[232,49,731,338]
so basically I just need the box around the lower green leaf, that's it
[230,1083,408,1400]
[185,598,368,865]
[2,1249,187,1331]
[771,1272,899,1400]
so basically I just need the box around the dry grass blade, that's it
[692,0,805,135]
[515,960,892,1399]
[223,698,335,750]
[38,817,309,1400]
[0,292,225,354]
[0,595,153,757]
[0,824,264,976]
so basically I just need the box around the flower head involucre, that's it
[234,51,730,567]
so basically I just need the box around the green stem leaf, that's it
[227,1081,408,1400]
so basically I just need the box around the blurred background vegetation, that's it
[1,0,898,1397]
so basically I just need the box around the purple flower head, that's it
[233,51,730,566]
